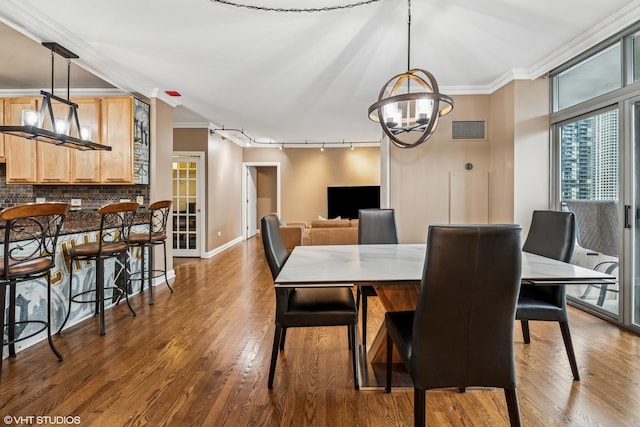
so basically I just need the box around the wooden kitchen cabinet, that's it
[4,97,38,183]
[71,97,102,183]
[37,99,72,183]
[2,95,136,185]
[100,96,134,183]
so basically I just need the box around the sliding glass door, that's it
[559,108,621,317]
[633,101,640,327]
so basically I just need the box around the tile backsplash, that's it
[0,163,150,209]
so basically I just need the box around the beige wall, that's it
[389,95,492,243]
[207,133,243,251]
[150,98,174,271]
[170,80,550,251]
[513,79,550,237]
[242,147,380,223]
[388,84,549,244]
[487,79,550,238]
[173,129,243,253]
[489,82,516,224]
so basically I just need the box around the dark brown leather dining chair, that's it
[260,214,359,389]
[357,208,398,348]
[0,202,69,381]
[385,224,523,427]
[517,210,580,380]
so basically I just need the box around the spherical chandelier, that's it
[368,0,453,149]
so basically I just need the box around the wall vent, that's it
[452,121,486,140]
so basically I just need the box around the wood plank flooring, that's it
[2,237,640,426]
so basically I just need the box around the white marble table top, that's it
[275,244,616,287]
[521,251,615,284]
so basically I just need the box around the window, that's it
[554,43,621,112]
[631,31,640,83]
[560,110,619,201]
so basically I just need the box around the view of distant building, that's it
[560,110,618,201]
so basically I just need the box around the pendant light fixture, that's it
[368,0,453,149]
[0,42,111,151]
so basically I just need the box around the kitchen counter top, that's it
[62,208,149,235]
[0,207,150,242]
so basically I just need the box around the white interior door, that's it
[172,153,204,257]
[246,166,258,238]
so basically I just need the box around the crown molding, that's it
[0,88,127,98]
[528,0,640,78]
[173,122,212,129]
[0,0,179,107]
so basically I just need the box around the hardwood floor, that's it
[1,237,640,426]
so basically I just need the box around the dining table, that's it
[275,243,617,388]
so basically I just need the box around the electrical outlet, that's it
[217,231,222,237]
[36,197,46,203]
[71,199,81,207]
[136,196,144,205]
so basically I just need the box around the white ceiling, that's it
[1,0,639,144]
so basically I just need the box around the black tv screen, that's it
[328,186,380,219]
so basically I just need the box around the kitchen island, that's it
[1,207,150,357]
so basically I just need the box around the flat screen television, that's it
[327,186,380,219]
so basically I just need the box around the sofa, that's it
[280,221,310,252]
[279,218,359,251]
[308,219,358,245]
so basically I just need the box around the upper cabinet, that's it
[37,99,73,183]
[2,95,138,185]
[100,96,134,183]
[71,98,102,183]
[4,97,38,183]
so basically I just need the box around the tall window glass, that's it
[560,109,620,316]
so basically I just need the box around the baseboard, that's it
[203,235,244,258]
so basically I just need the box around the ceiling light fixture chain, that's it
[210,0,383,13]
[407,0,411,71]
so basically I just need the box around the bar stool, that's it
[127,200,173,305]
[1,202,69,380]
[58,202,139,336]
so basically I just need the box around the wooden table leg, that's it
[368,284,420,363]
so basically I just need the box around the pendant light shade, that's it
[367,0,453,149]
[368,68,453,148]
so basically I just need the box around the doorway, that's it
[242,162,281,239]
[172,152,205,257]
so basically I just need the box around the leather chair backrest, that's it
[411,224,522,390]
[358,208,398,244]
[523,210,575,263]
[521,210,576,309]
[261,214,289,280]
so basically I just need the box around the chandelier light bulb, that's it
[80,127,92,140]
[55,119,69,135]
[21,110,40,126]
